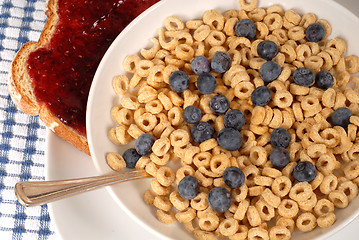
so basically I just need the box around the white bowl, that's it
[86,0,359,239]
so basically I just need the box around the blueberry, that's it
[178,176,199,199]
[224,109,246,130]
[251,86,272,106]
[259,61,282,83]
[209,94,230,115]
[330,107,353,129]
[197,72,217,94]
[191,121,215,143]
[191,56,211,75]
[315,70,334,89]
[211,51,231,73]
[223,167,245,189]
[122,148,141,169]
[293,67,315,87]
[270,128,291,148]
[135,133,155,156]
[293,161,317,182]
[257,40,278,60]
[269,147,290,168]
[183,105,202,124]
[208,187,232,212]
[217,128,242,151]
[305,23,325,42]
[169,71,189,93]
[234,19,256,40]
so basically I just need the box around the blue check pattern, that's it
[0,0,57,239]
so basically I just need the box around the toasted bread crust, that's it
[8,0,90,155]
[9,42,41,115]
[39,107,90,155]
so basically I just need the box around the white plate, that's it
[45,129,158,240]
[86,0,359,239]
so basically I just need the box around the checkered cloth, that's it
[0,0,58,239]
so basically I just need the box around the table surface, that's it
[0,0,359,239]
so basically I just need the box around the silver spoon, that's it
[14,170,150,207]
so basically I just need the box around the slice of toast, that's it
[9,0,158,155]
[9,0,90,155]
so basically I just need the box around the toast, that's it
[9,0,159,155]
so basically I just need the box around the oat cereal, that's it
[108,0,359,239]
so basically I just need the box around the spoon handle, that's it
[15,170,150,207]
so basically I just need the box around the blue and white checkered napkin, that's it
[0,0,58,239]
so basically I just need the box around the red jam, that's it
[27,0,159,136]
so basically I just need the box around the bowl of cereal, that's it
[86,0,359,239]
